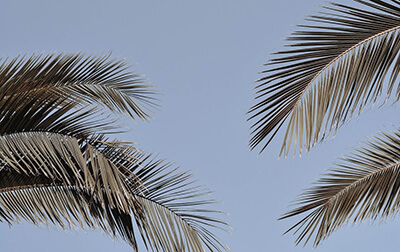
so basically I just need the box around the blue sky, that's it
[2,0,400,251]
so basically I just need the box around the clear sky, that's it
[2,0,400,251]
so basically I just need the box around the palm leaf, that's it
[0,52,228,251]
[129,156,228,252]
[91,143,228,251]
[249,0,400,156]
[0,170,140,249]
[280,129,400,246]
[0,133,228,251]
[0,132,135,212]
[0,53,156,121]
[0,93,122,137]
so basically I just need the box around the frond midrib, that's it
[290,24,400,116]
[0,128,84,138]
[135,193,216,234]
[313,159,400,210]
[0,181,64,193]
[2,80,149,101]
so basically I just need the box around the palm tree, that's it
[0,53,227,251]
[248,0,400,247]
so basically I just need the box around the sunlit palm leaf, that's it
[249,0,400,156]
[280,129,400,246]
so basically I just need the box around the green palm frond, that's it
[0,53,157,121]
[249,0,400,156]
[280,129,400,246]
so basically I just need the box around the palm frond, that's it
[89,143,229,251]
[0,132,134,213]
[249,0,400,156]
[0,53,156,121]
[280,129,400,246]
[129,156,228,252]
[0,92,123,137]
[0,170,140,249]
[0,52,228,251]
[0,133,228,251]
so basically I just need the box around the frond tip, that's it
[249,0,400,156]
[280,129,400,247]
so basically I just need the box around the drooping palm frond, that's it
[280,129,400,246]
[0,139,228,251]
[0,52,228,251]
[89,141,228,252]
[0,133,135,212]
[249,0,400,156]
[129,155,227,252]
[0,134,143,249]
[0,170,140,249]
[0,53,157,121]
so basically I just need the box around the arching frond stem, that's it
[296,25,400,111]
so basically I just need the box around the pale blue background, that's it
[2,0,400,251]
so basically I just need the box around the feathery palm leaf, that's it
[129,155,227,252]
[280,129,400,246]
[0,170,140,248]
[0,133,135,212]
[0,93,121,137]
[0,144,227,251]
[249,0,400,156]
[0,53,227,251]
[0,53,156,121]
